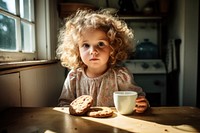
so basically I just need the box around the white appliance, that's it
[124,59,166,74]
[124,59,167,106]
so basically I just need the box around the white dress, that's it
[58,66,145,107]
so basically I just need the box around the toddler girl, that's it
[57,9,149,113]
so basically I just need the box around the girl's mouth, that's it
[90,58,99,61]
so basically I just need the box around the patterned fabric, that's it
[58,66,145,107]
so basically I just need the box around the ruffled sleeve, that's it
[58,69,77,106]
[117,67,146,96]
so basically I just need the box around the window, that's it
[0,0,36,62]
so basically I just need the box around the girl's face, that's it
[78,28,112,71]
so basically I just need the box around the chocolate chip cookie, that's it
[69,95,93,115]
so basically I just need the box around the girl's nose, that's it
[90,46,98,55]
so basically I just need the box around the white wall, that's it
[168,0,199,106]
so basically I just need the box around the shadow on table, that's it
[0,107,132,133]
[128,107,200,132]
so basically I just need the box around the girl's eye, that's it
[82,43,90,48]
[98,42,106,48]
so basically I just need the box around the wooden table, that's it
[0,107,200,133]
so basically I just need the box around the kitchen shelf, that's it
[119,15,162,20]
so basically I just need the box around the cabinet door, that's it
[20,64,65,107]
[20,67,47,107]
[0,73,21,110]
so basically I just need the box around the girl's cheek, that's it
[81,51,89,59]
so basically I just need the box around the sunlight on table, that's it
[53,107,199,133]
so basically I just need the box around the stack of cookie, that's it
[69,95,113,118]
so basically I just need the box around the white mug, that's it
[113,91,138,115]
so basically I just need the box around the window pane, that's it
[20,0,33,21]
[0,13,16,50]
[0,0,16,14]
[21,21,34,52]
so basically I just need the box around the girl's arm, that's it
[58,70,76,107]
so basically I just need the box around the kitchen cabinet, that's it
[20,64,65,107]
[0,63,65,110]
[0,73,21,111]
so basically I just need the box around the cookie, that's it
[69,95,93,115]
[86,107,113,118]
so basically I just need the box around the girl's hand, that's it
[135,96,150,113]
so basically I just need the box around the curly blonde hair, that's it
[57,9,134,69]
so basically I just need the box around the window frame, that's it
[0,0,58,65]
[0,0,36,62]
